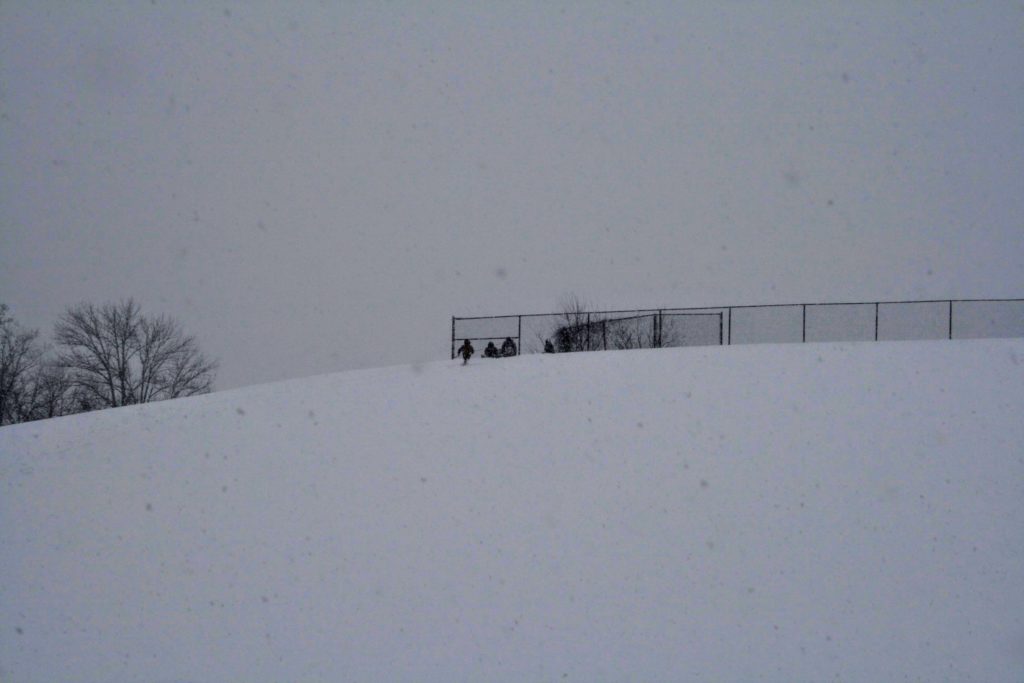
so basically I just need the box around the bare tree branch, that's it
[555,292,595,352]
[1,304,43,425]
[55,300,217,410]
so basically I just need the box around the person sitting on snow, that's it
[501,337,517,357]
[483,341,499,358]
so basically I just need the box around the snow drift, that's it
[2,340,1023,682]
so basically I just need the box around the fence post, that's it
[719,312,723,345]
[802,304,807,343]
[948,300,953,340]
[727,307,732,345]
[657,310,663,347]
[517,315,522,355]
[875,303,879,341]
[451,317,456,359]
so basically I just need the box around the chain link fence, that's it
[452,298,1024,359]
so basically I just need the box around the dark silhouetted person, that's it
[501,337,517,357]
[484,341,499,358]
[544,339,555,353]
[457,339,474,365]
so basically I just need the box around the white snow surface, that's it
[2,340,1024,682]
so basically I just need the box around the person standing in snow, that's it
[457,339,474,365]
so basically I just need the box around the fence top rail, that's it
[454,336,522,342]
[454,297,1024,321]
[561,311,719,325]
[581,312,657,324]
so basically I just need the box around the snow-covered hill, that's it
[2,340,1023,682]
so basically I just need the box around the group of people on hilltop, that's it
[457,336,559,364]
[484,337,518,358]
[456,337,518,364]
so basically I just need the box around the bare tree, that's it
[554,292,596,352]
[550,295,681,353]
[55,299,217,409]
[607,316,651,350]
[605,313,679,350]
[24,363,77,421]
[1,304,43,425]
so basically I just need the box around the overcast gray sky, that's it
[2,2,1022,390]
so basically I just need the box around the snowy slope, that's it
[2,340,1023,682]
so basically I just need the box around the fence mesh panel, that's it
[599,313,656,350]
[453,316,518,341]
[661,312,723,347]
[520,314,571,354]
[806,303,875,342]
[878,301,948,341]
[729,305,803,344]
[952,300,1024,339]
